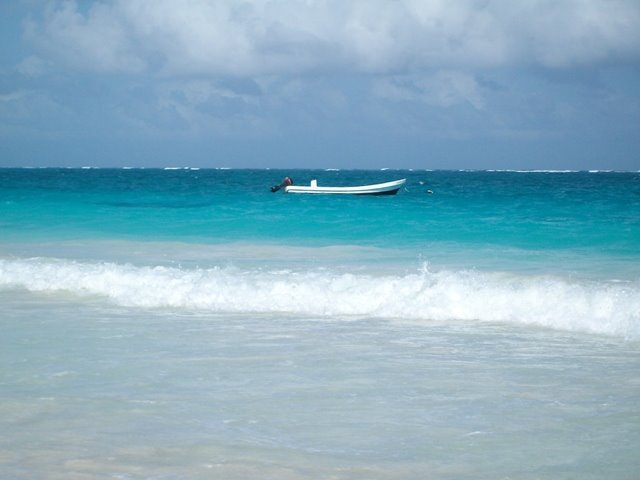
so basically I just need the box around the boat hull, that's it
[284,179,406,195]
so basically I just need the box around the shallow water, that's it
[2,294,639,479]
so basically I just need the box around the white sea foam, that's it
[2,258,638,338]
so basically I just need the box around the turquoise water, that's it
[2,169,638,253]
[1,168,639,479]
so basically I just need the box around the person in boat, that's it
[270,176,293,192]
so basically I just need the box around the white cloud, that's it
[498,1,640,67]
[25,1,145,73]
[24,0,640,76]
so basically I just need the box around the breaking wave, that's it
[1,258,638,338]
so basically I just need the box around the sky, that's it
[1,0,639,170]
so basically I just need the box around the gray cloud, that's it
[25,0,640,77]
[373,72,485,109]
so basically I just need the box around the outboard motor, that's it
[270,176,293,192]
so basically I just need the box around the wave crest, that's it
[1,258,638,338]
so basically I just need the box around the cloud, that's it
[0,90,30,103]
[16,56,48,77]
[5,0,638,170]
[373,72,485,109]
[24,0,640,77]
[24,1,145,73]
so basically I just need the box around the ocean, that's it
[1,168,639,479]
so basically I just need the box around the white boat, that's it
[284,178,406,195]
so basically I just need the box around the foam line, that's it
[1,258,638,338]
